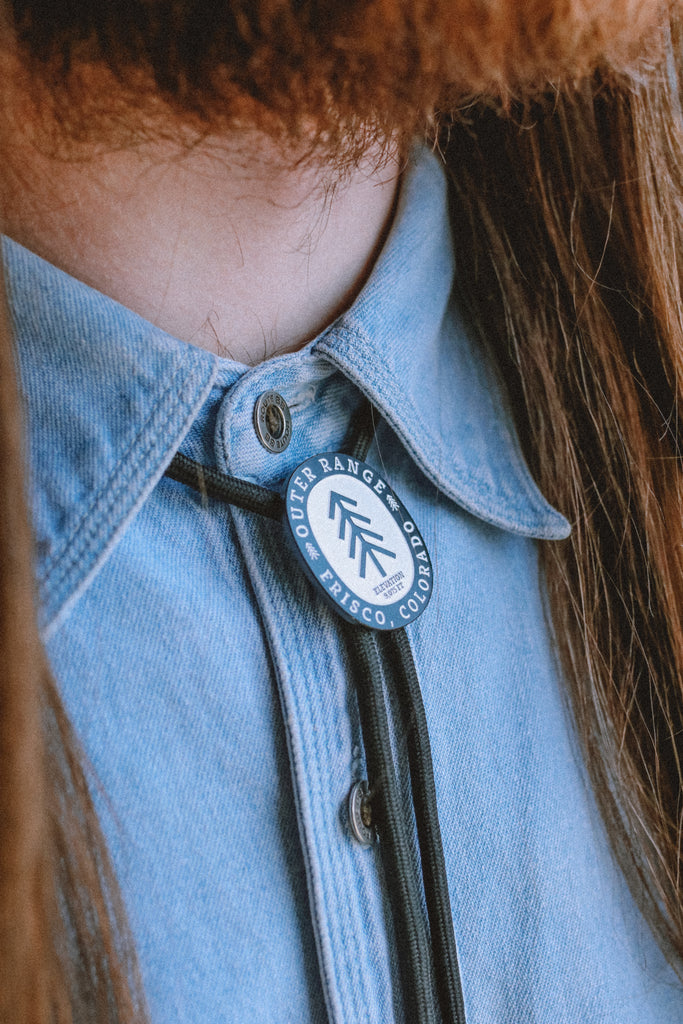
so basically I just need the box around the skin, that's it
[0,116,401,361]
[0,0,664,363]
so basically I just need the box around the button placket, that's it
[211,356,400,1020]
[227,507,400,1023]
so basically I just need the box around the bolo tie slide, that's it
[164,402,466,1024]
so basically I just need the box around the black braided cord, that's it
[380,629,467,1024]
[350,404,466,1023]
[345,624,438,1022]
[165,451,283,520]
[347,398,376,461]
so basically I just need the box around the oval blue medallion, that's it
[284,453,433,630]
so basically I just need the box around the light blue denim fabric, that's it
[8,146,683,1023]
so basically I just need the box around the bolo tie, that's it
[165,393,467,1024]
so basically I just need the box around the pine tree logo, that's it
[328,491,397,579]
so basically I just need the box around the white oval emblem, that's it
[284,453,433,629]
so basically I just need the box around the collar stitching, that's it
[40,354,217,615]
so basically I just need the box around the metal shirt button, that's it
[348,780,375,846]
[253,390,292,453]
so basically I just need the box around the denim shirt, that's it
[9,146,683,1023]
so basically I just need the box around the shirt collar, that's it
[5,236,218,633]
[6,145,568,635]
[315,147,570,541]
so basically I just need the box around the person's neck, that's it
[1,127,401,364]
